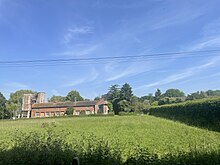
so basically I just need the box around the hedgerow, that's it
[149,97,220,131]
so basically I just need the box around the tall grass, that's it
[0,123,220,165]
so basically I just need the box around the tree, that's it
[131,100,150,113]
[112,98,121,115]
[107,102,113,112]
[65,107,74,115]
[206,90,220,96]
[48,95,66,102]
[120,83,133,102]
[6,90,34,118]
[155,89,161,100]
[94,96,101,101]
[186,91,207,100]
[0,92,7,119]
[140,93,154,103]
[107,84,120,102]
[66,90,84,102]
[118,100,131,112]
[164,89,185,97]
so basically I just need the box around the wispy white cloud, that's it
[63,26,93,44]
[64,68,99,87]
[137,57,220,89]
[149,2,205,30]
[105,61,154,82]
[188,35,220,51]
[54,44,100,57]
[183,18,220,51]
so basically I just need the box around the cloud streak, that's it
[54,44,100,57]
[63,26,93,44]
[64,68,99,87]
[137,57,220,89]
[105,61,155,82]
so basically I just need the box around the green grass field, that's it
[1,115,219,155]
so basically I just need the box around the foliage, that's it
[118,100,131,112]
[186,91,207,100]
[154,88,161,101]
[107,84,120,102]
[48,95,66,102]
[186,90,220,101]
[94,96,101,101]
[149,97,220,131]
[0,119,220,165]
[66,90,84,102]
[6,90,34,118]
[140,93,154,103]
[158,97,185,105]
[112,98,121,115]
[206,90,220,96]
[0,92,7,119]
[163,88,185,97]
[131,100,150,113]
[66,107,74,115]
[0,124,74,165]
[151,101,158,106]
[120,83,133,102]
[107,102,113,112]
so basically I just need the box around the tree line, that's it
[0,84,220,118]
[99,84,220,115]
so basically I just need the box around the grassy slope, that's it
[0,115,219,154]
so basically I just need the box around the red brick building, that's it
[21,92,108,118]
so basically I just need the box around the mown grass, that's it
[0,115,220,164]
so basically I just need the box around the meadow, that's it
[0,115,220,164]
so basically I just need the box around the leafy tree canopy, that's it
[0,92,7,107]
[164,89,185,97]
[48,96,66,102]
[155,89,161,100]
[65,107,74,115]
[120,83,133,102]
[8,90,34,105]
[107,84,120,102]
[206,90,220,96]
[6,90,34,118]
[0,92,7,118]
[66,90,84,102]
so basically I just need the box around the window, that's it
[45,112,50,117]
[56,111,60,116]
[36,112,40,117]
[98,105,104,113]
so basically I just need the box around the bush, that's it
[149,97,220,131]
[65,107,74,115]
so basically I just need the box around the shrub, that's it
[66,107,74,115]
[149,97,220,131]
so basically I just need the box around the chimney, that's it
[36,92,45,103]
[74,97,76,106]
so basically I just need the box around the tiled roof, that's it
[32,100,105,109]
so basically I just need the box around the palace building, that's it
[21,92,108,118]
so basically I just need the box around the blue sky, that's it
[1,0,220,100]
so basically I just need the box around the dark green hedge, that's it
[149,97,220,131]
